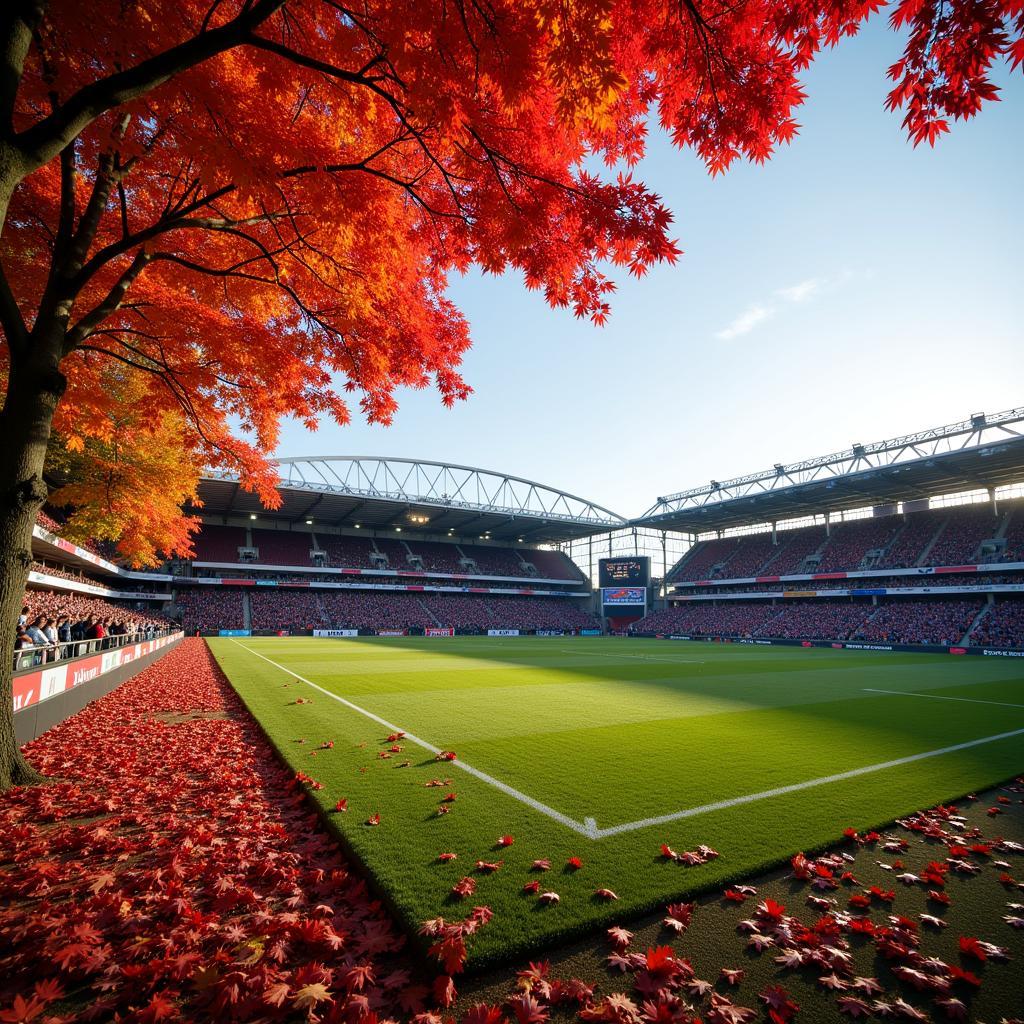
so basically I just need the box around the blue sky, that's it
[275,16,1024,518]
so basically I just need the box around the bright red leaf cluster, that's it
[0,640,432,1022]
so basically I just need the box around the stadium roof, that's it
[197,456,628,543]
[635,408,1024,535]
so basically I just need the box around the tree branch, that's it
[0,254,27,355]
[14,0,285,170]
[0,0,43,138]
[65,250,150,351]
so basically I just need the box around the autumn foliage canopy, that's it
[2,0,1020,563]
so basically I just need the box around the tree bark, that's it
[0,334,65,790]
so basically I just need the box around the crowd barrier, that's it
[12,631,184,742]
[12,627,178,672]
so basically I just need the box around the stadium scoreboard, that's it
[598,557,650,588]
[599,557,650,617]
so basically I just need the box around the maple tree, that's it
[0,0,1020,789]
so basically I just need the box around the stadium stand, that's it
[405,540,467,573]
[21,591,173,629]
[482,595,598,630]
[677,572,1022,595]
[192,524,248,562]
[249,590,321,630]
[372,538,410,569]
[814,517,902,572]
[317,590,434,629]
[634,602,777,637]
[35,511,63,534]
[706,532,775,579]
[968,598,1024,647]
[458,544,526,577]
[877,510,946,569]
[923,505,1002,566]
[852,599,982,646]
[1002,509,1024,562]
[631,595,1021,647]
[240,588,599,632]
[669,500,1024,583]
[176,589,245,631]
[30,561,91,583]
[755,599,873,640]
[251,529,314,566]
[766,526,828,575]
[669,537,739,582]
[320,534,378,569]
[517,548,587,580]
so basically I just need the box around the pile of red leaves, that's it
[0,640,433,1022]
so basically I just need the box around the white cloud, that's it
[715,304,775,340]
[776,278,821,303]
[716,270,862,341]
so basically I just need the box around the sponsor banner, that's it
[602,587,646,606]
[850,589,886,597]
[40,664,69,701]
[535,630,564,637]
[783,590,816,598]
[377,629,408,637]
[31,525,172,582]
[487,629,520,637]
[217,629,251,637]
[425,627,456,637]
[980,648,1024,657]
[13,633,182,713]
[580,628,603,636]
[26,571,173,602]
[674,560,1024,589]
[313,629,359,638]
[100,649,124,674]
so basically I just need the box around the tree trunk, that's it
[0,341,66,790]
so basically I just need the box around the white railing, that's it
[12,627,177,672]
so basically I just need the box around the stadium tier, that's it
[668,498,1023,583]
[235,588,600,633]
[191,524,248,562]
[187,523,582,581]
[319,533,377,568]
[631,595,1023,648]
[174,589,245,631]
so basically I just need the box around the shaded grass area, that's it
[457,780,1024,1024]
[209,636,1024,966]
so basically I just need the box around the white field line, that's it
[228,640,596,837]
[864,688,1024,710]
[227,640,1024,841]
[591,725,1024,837]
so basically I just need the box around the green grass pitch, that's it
[208,635,1024,967]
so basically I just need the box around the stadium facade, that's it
[19,407,1024,654]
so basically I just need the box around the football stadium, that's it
[3,5,1023,1023]
[8,409,1024,1019]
